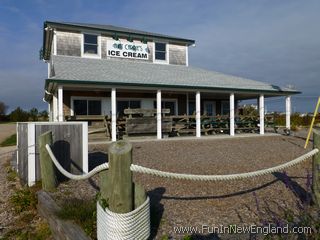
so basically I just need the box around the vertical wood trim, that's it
[27,123,36,186]
[157,90,162,139]
[259,94,265,135]
[196,91,201,138]
[58,86,63,122]
[166,43,170,64]
[16,122,19,173]
[53,30,57,55]
[286,96,291,130]
[111,88,117,142]
[186,92,189,115]
[312,130,320,206]
[185,45,189,66]
[82,122,88,173]
[53,31,56,55]
[230,93,235,136]
[53,93,58,122]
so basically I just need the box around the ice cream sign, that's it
[107,40,149,60]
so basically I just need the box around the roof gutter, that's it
[44,21,196,46]
[45,78,301,96]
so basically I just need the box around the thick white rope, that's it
[45,144,109,180]
[130,149,319,181]
[45,144,318,182]
[97,197,150,240]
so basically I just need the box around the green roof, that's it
[46,55,300,96]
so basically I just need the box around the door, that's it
[203,101,216,116]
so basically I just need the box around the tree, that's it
[9,107,29,122]
[0,101,8,116]
[39,110,49,121]
[29,108,39,121]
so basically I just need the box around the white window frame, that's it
[153,41,169,64]
[81,32,101,59]
[71,96,103,116]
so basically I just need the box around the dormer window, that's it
[82,33,100,57]
[155,42,167,61]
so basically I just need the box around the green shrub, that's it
[10,187,38,213]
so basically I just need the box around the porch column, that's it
[53,93,58,122]
[286,96,291,130]
[230,93,235,136]
[259,94,265,135]
[111,88,117,142]
[58,86,63,122]
[157,90,162,139]
[196,91,201,138]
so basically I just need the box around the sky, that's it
[0,0,319,113]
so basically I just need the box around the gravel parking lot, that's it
[52,134,315,239]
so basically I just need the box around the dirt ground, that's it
[50,131,318,239]
[0,123,16,143]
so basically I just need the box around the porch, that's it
[48,86,292,141]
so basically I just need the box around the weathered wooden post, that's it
[98,140,149,239]
[313,130,320,206]
[108,140,134,213]
[39,131,58,191]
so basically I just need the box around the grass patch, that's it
[56,198,97,239]
[4,181,51,240]
[10,187,38,213]
[0,133,17,147]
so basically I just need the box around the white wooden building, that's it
[42,21,299,141]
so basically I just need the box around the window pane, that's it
[117,101,129,117]
[84,44,98,54]
[155,52,166,60]
[88,100,101,115]
[84,34,97,44]
[155,42,166,52]
[74,100,87,115]
[129,101,141,109]
[164,101,175,115]
[188,102,195,115]
[222,102,230,115]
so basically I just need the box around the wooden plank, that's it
[17,123,28,184]
[124,108,170,115]
[126,118,172,134]
[37,191,90,240]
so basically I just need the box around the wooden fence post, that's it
[39,131,58,192]
[313,130,320,206]
[108,140,133,213]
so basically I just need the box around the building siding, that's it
[169,44,186,65]
[56,30,81,57]
[55,29,186,65]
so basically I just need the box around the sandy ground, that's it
[0,123,16,143]
[50,132,318,239]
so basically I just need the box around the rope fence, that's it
[45,144,318,182]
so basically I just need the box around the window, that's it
[188,101,195,115]
[117,100,141,117]
[74,99,101,115]
[83,34,98,55]
[221,101,230,115]
[155,42,167,61]
[153,100,176,116]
